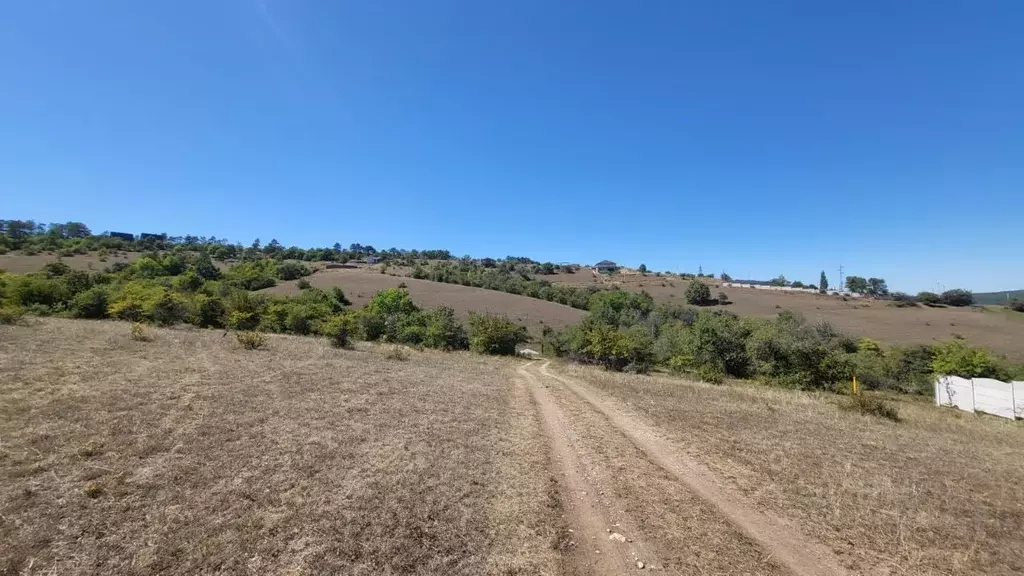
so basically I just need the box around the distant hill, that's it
[974,290,1024,305]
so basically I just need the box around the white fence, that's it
[722,283,863,298]
[934,376,1024,420]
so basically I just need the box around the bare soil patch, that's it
[264,268,587,334]
[552,362,1024,576]
[0,319,564,575]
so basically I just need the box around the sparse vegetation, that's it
[235,330,268,350]
[129,322,151,341]
[845,393,900,422]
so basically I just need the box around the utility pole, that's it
[838,265,844,292]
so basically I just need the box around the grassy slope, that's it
[0,319,564,575]
[559,363,1024,576]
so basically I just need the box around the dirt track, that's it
[522,360,851,576]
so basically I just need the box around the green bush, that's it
[685,280,712,305]
[276,261,311,281]
[297,278,312,290]
[150,292,189,326]
[0,306,26,325]
[5,274,71,309]
[940,289,973,307]
[107,281,167,322]
[194,295,226,328]
[468,313,529,356]
[71,287,109,319]
[1007,299,1024,313]
[930,341,1002,379]
[321,314,355,348]
[916,291,942,306]
[422,306,469,350]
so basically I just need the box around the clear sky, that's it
[1,1,1021,292]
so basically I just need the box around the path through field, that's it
[521,360,851,576]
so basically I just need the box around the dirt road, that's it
[521,360,853,576]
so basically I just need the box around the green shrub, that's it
[194,295,226,328]
[5,275,71,309]
[857,338,883,354]
[71,287,109,319]
[297,278,312,290]
[940,289,973,307]
[0,306,26,325]
[107,281,166,322]
[236,331,268,350]
[1007,300,1024,313]
[150,292,189,326]
[930,341,1002,379]
[321,314,355,348]
[717,291,730,305]
[276,261,311,281]
[685,280,712,305]
[172,270,204,292]
[422,306,469,350]
[916,291,942,306]
[468,313,529,356]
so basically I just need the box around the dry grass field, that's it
[3,319,1024,575]
[553,362,1024,576]
[264,268,587,334]
[0,320,565,575]
[0,251,140,274]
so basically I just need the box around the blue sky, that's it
[1,1,1021,292]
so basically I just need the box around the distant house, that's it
[594,260,619,274]
[107,231,135,242]
[366,256,382,264]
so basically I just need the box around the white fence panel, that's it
[972,378,1016,420]
[1014,382,1024,418]
[935,376,975,412]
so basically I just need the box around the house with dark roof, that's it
[594,260,619,274]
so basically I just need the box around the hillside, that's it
[263,267,587,334]
[974,289,1024,305]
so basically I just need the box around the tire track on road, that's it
[533,361,853,576]
[517,363,655,575]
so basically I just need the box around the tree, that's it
[866,278,889,297]
[845,276,868,294]
[917,291,941,305]
[940,289,974,307]
[638,264,648,275]
[819,271,829,293]
[770,274,787,287]
[720,272,732,282]
[685,280,712,305]
[791,281,805,288]
[251,238,261,250]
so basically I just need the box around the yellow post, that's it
[852,376,859,395]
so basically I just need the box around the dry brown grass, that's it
[0,319,564,575]
[263,267,587,335]
[0,251,139,274]
[556,363,1024,576]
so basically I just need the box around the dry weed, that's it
[129,322,151,341]
[235,330,267,350]
[383,345,409,360]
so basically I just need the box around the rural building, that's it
[366,256,382,264]
[107,231,135,242]
[594,260,619,274]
